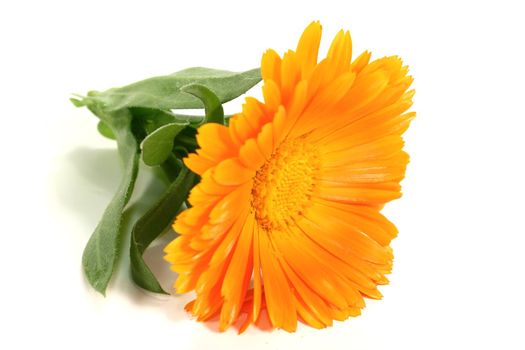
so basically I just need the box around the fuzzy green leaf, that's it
[97,121,116,140]
[130,166,196,294]
[85,67,261,112]
[70,97,85,107]
[130,108,204,132]
[141,122,189,166]
[82,109,139,295]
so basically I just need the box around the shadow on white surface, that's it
[54,147,121,228]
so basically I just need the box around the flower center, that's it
[251,136,319,231]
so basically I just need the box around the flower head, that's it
[165,21,414,332]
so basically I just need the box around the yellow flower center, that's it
[251,136,320,231]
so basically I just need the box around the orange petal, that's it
[256,123,274,159]
[296,21,322,79]
[259,231,297,331]
[252,224,262,323]
[220,215,255,330]
[261,49,282,85]
[262,79,281,112]
[239,138,266,170]
[213,158,254,186]
[196,123,236,160]
[208,182,250,224]
[184,153,215,175]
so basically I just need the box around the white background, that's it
[1,1,524,349]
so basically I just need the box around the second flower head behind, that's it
[165,21,415,333]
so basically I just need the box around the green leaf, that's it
[70,97,85,107]
[129,107,205,135]
[82,108,140,295]
[181,83,224,125]
[130,166,196,294]
[131,108,176,132]
[141,122,189,166]
[97,121,116,140]
[84,67,261,112]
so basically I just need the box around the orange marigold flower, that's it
[164,21,415,333]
